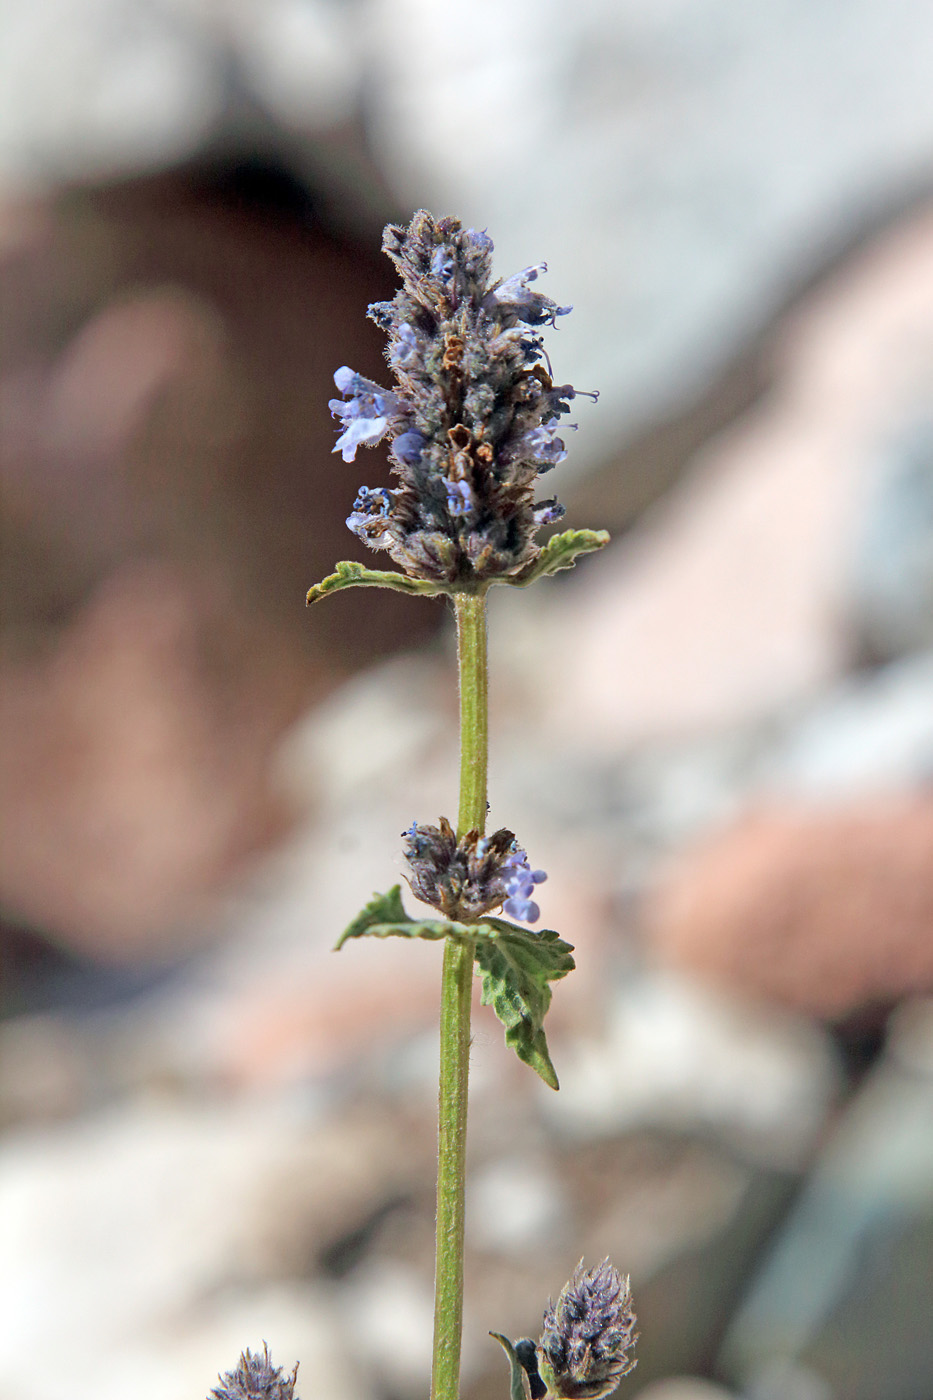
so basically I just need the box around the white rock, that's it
[370,0,933,463]
[467,1156,567,1255]
[0,1099,378,1400]
[541,971,842,1169]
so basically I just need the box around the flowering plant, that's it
[212,212,635,1400]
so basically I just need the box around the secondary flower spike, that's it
[209,1345,298,1400]
[330,211,594,586]
[537,1261,637,1400]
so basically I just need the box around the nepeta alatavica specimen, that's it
[303,212,633,1400]
[333,215,580,583]
[307,211,608,605]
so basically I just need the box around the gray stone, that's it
[718,999,933,1400]
[4,0,933,479]
[760,649,933,800]
[0,1097,413,1400]
[371,0,933,467]
[848,415,933,661]
[0,0,361,185]
[541,971,842,1171]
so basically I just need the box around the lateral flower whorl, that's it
[210,1345,298,1400]
[537,1261,637,1400]
[331,211,591,586]
[403,817,547,923]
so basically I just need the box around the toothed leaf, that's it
[473,919,575,1089]
[335,891,575,1088]
[504,528,609,588]
[335,886,474,949]
[306,561,447,605]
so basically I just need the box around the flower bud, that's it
[537,1260,637,1400]
[210,1344,298,1400]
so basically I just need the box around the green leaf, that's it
[489,1334,532,1400]
[335,890,575,1089]
[503,528,610,588]
[472,919,575,1090]
[306,561,447,605]
[335,886,475,949]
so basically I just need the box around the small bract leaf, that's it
[335,886,475,949]
[490,1334,533,1400]
[306,561,448,605]
[472,920,575,1089]
[503,528,609,588]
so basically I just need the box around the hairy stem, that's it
[455,592,489,837]
[431,592,488,1400]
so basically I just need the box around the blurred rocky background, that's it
[1,3,932,1400]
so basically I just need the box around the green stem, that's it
[455,592,489,837]
[430,592,489,1400]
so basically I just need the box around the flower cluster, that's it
[330,211,591,586]
[210,1346,298,1400]
[501,850,548,922]
[537,1261,638,1400]
[403,817,547,923]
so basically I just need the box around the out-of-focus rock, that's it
[514,206,933,747]
[0,1097,421,1400]
[718,999,933,1400]
[848,414,933,662]
[635,1381,736,1400]
[466,1155,567,1255]
[0,1013,95,1125]
[336,1259,436,1397]
[542,972,841,1170]
[0,0,364,193]
[0,175,441,959]
[760,650,933,801]
[373,2,933,464]
[646,798,933,1021]
[0,561,304,955]
[5,1,933,491]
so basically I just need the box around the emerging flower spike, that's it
[537,1261,637,1400]
[210,1345,299,1400]
[330,211,591,586]
[403,817,547,923]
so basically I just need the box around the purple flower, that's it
[392,429,427,465]
[403,817,520,921]
[445,478,475,517]
[484,263,572,327]
[464,227,494,255]
[534,499,566,526]
[517,423,571,470]
[501,850,547,923]
[391,323,421,369]
[329,368,405,462]
[346,484,394,545]
[210,1345,298,1400]
[431,246,457,282]
[322,212,597,584]
[538,1261,637,1400]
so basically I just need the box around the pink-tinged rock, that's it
[547,208,933,747]
[0,561,307,957]
[645,798,933,1020]
[0,179,437,959]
